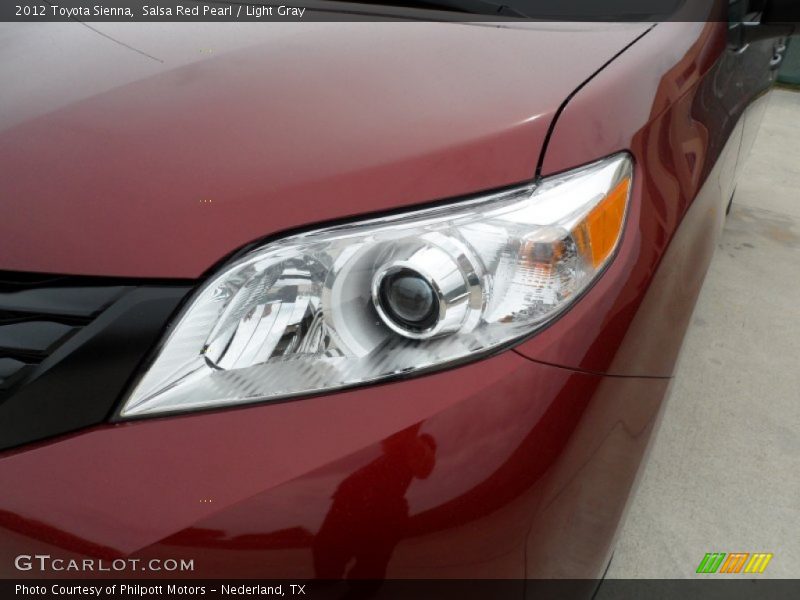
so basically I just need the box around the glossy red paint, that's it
[514,21,775,376]
[0,350,668,579]
[0,22,648,279]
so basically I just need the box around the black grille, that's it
[0,271,192,451]
[0,274,126,392]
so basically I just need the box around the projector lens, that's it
[378,268,440,332]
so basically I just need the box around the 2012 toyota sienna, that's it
[0,0,795,584]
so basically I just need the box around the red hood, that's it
[0,21,649,278]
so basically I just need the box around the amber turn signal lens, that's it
[573,177,631,269]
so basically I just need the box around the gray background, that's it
[608,88,800,579]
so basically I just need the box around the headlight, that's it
[120,153,632,418]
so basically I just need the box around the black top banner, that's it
[2,0,797,23]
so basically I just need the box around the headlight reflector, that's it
[120,153,632,418]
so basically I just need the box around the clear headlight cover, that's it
[120,153,632,418]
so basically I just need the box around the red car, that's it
[0,0,794,585]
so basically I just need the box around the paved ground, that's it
[605,88,800,579]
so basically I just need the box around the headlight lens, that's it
[120,153,632,418]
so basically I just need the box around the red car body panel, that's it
[0,13,775,581]
[0,22,647,279]
[0,352,668,579]
[514,21,775,376]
